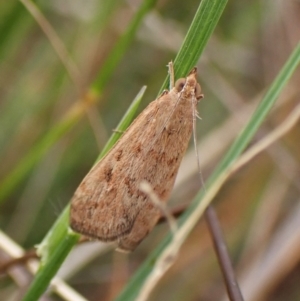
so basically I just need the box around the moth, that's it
[70,64,203,252]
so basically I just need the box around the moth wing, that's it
[70,94,180,241]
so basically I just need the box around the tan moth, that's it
[70,64,203,252]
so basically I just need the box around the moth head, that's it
[175,68,203,101]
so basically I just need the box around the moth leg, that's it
[168,61,175,90]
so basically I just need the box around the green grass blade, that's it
[21,87,146,301]
[159,0,227,93]
[208,41,300,184]
[23,232,79,301]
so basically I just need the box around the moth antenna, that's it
[168,61,175,90]
[139,181,178,236]
[192,95,206,193]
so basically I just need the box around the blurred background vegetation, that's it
[0,0,300,300]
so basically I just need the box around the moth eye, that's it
[175,78,186,92]
[195,83,203,100]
